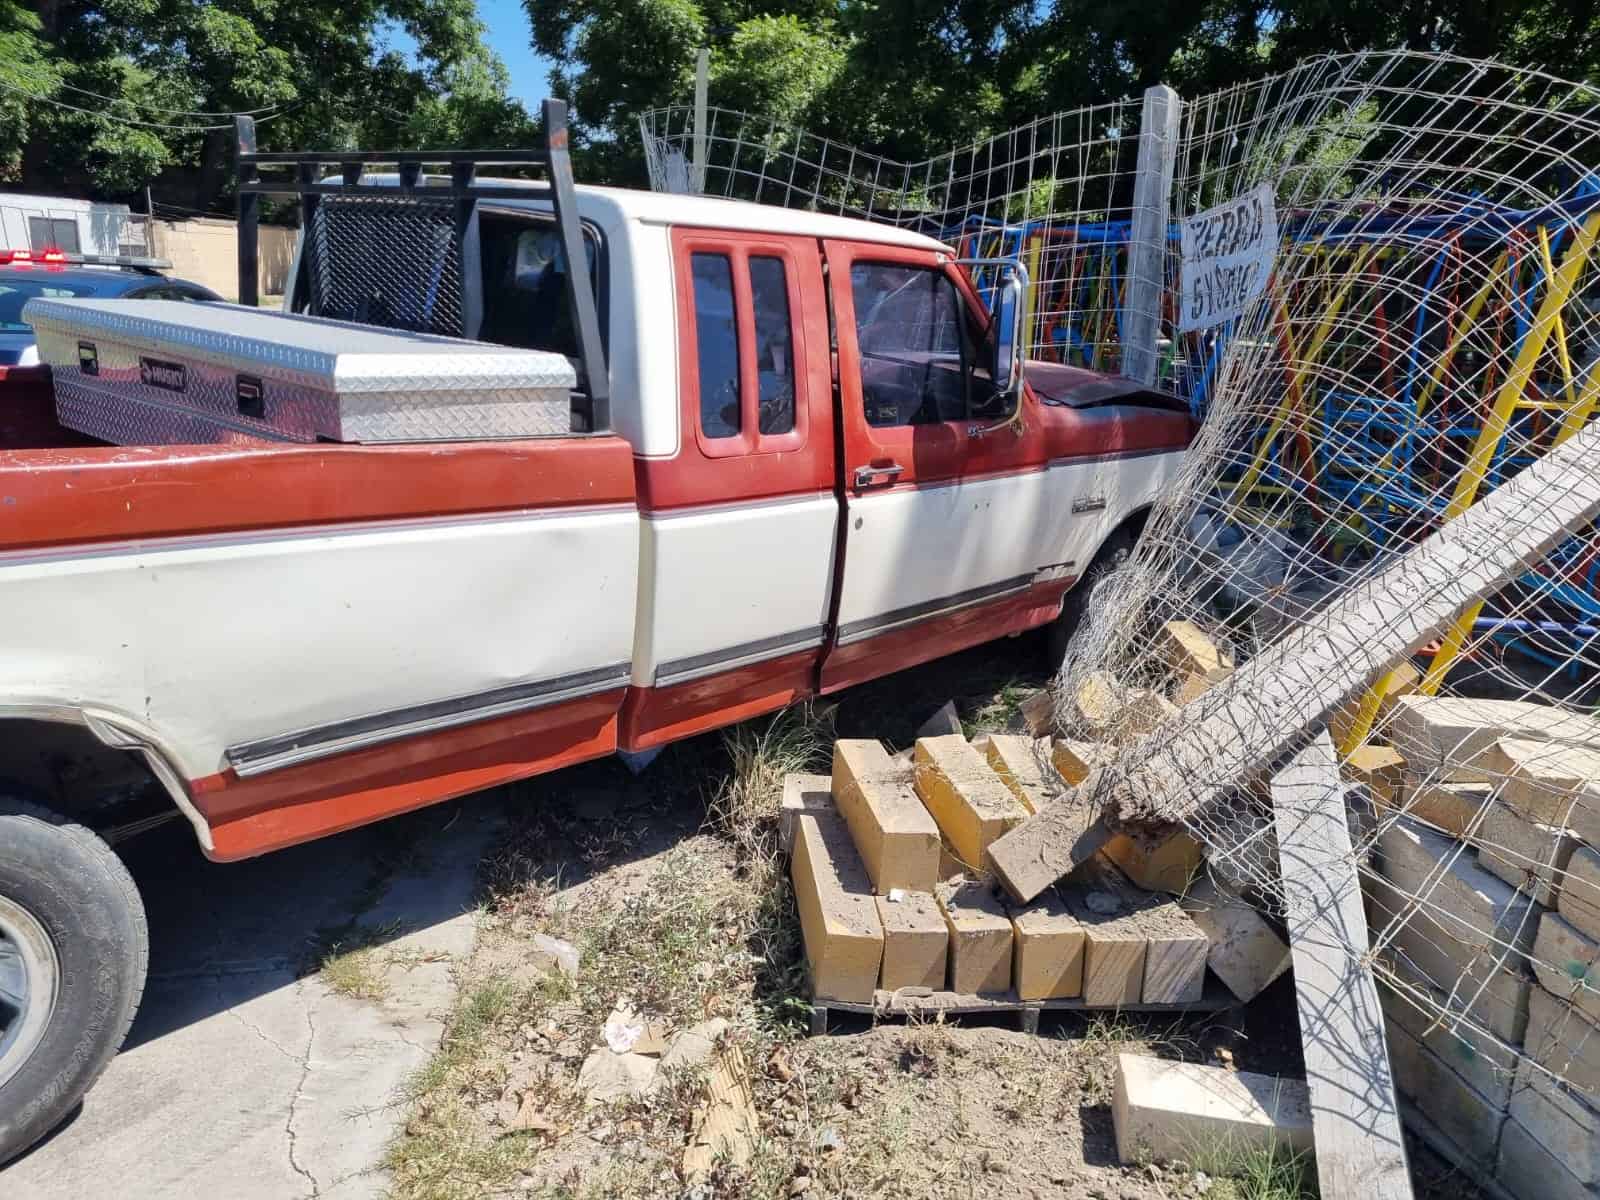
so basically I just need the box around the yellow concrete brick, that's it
[937,879,1012,995]
[1068,672,1178,741]
[1102,828,1204,894]
[792,812,883,1003]
[1174,667,1232,705]
[1011,889,1085,1000]
[1473,798,1580,909]
[1178,876,1290,1003]
[1061,854,1197,1006]
[780,772,833,855]
[1113,1053,1312,1166]
[1390,696,1600,783]
[1052,739,1113,786]
[1342,744,1406,807]
[875,891,947,991]
[913,735,1029,873]
[1157,620,1234,677]
[831,739,941,893]
[1388,777,1496,839]
[1490,738,1600,845]
[984,734,1054,813]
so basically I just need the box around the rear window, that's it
[0,278,105,332]
[478,212,602,357]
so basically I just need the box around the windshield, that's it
[0,278,106,333]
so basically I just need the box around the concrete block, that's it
[1490,738,1600,845]
[780,772,833,855]
[1525,982,1600,1100]
[1062,853,1205,1005]
[984,733,1054,813]
[1559,846,1600,943]
[1017,690,1055,737]
[1496,1117,1594,1200]
[1388,695,1600,784]
[1531,911,1600,1027]
[1378,964,1516,1107]
[792,812,884,1004]
[1066,671,1178,742]
[1389,777,1497,839]
[1052,739,1112,786]
[1342,744,1406,807]
[1011,889,1085,1000]
[915,700,963,739]
[831,739,941,893]
[989,779,1112,905]
[1102,827,1204,894]
[1385,1019,1506,1169]
[1364,871,1532,1045]
[913,735,1029,873]
[936,879,1012,995]
[1174,667,1232,705]
[1473,798,1579,909]
[1509,1058,1600,1184]
[1377,817,1541,961]
[1111,1052,1312,1166]
[1157,619,1234,676]
[874,891,947,992]
[1178,876,1291,1003]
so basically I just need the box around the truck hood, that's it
[1025,360,1189,414]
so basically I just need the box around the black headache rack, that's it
[232,98,610,433]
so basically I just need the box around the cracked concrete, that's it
[0,798,500,1200]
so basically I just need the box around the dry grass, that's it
[317,921,404,1001]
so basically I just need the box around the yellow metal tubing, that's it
[1538,227,1578,413]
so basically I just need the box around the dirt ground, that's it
[373,636,1487,1200]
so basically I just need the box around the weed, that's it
[1190,1136,1320,1200]
[317,921,404,1001]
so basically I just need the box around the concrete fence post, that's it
[1123,84,1181,387]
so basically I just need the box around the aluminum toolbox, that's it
[23,297,578,444]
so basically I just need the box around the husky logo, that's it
[139,356,187,392]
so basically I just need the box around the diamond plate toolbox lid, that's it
[23,298,579,444]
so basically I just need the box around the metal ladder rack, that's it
[232,98,610,433]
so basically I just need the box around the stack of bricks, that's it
[1351,690,1600,1199]
[783,620,1295,1012]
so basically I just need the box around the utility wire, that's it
[1,63,284,117]
[0,73,294,132]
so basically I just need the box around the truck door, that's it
[819,239,1064,692]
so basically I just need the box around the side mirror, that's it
[989,266,1025,396]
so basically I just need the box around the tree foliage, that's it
[0,0,535,205]
[527,0,1600,180]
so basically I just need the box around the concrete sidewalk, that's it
[1,799,499,1200]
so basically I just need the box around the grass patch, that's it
[964,678,1034,735]
[317,921,404,1001]
[1192,1139,1319,1200]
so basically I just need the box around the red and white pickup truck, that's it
[0,106,1191,1161]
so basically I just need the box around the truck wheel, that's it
[1045,527,1136,675]
[0,797,147,1165]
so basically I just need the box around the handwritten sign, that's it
[1178,182,1278,333]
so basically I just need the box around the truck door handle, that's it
[853,462,904,489]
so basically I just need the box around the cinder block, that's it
[780,772,833,855]
[875,891,947,991]
[1525,983,1600,1099]
[1559,846,1600,943]
[1377,817,1541,960]
[1490,738,1600,846]
[1157,620,1234,677]
[1496,1118,1593,1200]
[1066,671,1178,742]
[1390,777,1497,840]
[1052,739,1112,786]
[1388,696,1600,784]
[1472,798,1580,909]
[831,739,941,893]
[1342,744,1406,807]
[1178,876,1290,1003]
[1378,962,1516,1107]
[1111,1052,1312,1166]
[1103,827,1204,894]
[792,812,884,1004]
[1385,1019,1506,1169]
[1011,889,1085,1000]
[984,734,1054,813]
[936,879,1012,995]
[1509,1057,1600,1184]
[1531,911,1600,1027]
[913,735,1029,873]
[1364,872,1531,1045]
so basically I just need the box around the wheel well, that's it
[1120,505,1153,545]
[0,719,166,828]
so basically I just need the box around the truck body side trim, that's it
[652,625,825,687]
[225,662,632,778]
[835,573,1035,645]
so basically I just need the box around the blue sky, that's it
[379,0,556,107]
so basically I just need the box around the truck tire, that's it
[1045,527,1136,674]
[0,796,147,1166]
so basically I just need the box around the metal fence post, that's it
[1123,84,1180,387]
[691,48,710,194]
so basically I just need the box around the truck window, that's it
[692,252,741,438]
[850,263,974,427]
[750,256,795,436]
[478,212,601,357]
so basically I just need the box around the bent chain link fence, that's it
[643,50,1600,1148]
